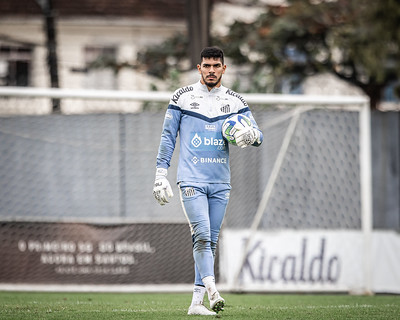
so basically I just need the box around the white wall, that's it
[0,16,185,113]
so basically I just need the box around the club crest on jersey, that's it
[220,104,230,113]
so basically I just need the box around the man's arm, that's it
[153,106,181,205]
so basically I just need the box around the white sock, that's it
[191,285,206,306]
[202,276,217,299]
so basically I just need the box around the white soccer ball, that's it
[222,114,252,146]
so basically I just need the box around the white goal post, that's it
[229,97,372,294]
[0,86,373,293]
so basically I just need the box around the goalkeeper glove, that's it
[153,168,174,205]
[235,126,261,148]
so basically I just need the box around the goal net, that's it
[223,96,372,294]
[0,88,371,293]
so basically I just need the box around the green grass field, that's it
[0,291,398,320]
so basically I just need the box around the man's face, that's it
[197,57,226,89]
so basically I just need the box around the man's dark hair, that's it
[200,46,224,65]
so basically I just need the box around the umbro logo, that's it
[190,102,200,109]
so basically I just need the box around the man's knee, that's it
[210,241,217,254]
[192,233,211,251]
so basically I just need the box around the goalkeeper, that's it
[153,47,263,316]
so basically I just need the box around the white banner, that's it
[220,230,400,293]
[372,231,400,293]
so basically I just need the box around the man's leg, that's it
[179,183,216,315]
[204,183,230,312]
[208,183,230,256]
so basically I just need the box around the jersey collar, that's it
[198,81,223,93]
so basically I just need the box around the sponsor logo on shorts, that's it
[184,187,196,197]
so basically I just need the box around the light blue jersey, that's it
[156,81,263,183]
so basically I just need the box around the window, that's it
[0,45,32,86]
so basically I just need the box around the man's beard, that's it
[203,74,222,88]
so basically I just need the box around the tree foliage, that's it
[136,33,189,79]
[138,0,400,108]
[219,0,400,107]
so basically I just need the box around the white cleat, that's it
[209,292,225,313]
[188,303,217,316]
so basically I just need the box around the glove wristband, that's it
[155,167,168,179]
